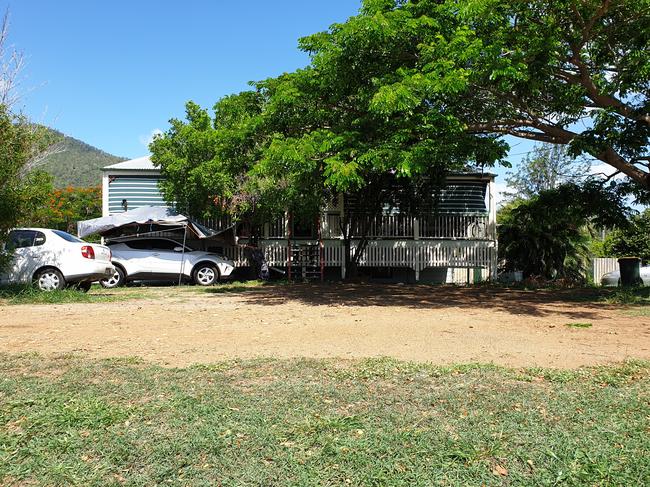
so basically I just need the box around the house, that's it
[102,157,498,284]
[102,156,166,215]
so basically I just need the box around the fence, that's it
[225,239,496,280]
[592,258,618,286]
[260,213,493,240]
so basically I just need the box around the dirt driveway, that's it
[1,284,648,368]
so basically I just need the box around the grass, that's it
[193,279,277,294]
[565,322,593,328]
[0,354,648,486]
[603,286,650,305]
[0,285,146,305]
[0,279,290,304]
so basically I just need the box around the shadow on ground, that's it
[202,283,635,319]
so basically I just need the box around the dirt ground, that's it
[1,284,648,369]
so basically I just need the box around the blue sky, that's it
[5,0,360,157]
[5,0,532,193]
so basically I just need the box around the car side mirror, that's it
[34,236,46,246]
[173,246,184,252]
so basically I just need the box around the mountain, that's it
[36,128,127,187]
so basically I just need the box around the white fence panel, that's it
[223,239,496,280]
[592,258,618,285]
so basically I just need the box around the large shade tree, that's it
[152,0,648,276]
[363,0,649,193]
[152,2,516,274]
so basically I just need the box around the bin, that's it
[618,257,642,287]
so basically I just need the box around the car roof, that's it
[109,236,181,242]
[107,236,189,247]
[12,227,55,232]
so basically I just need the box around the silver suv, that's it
[100,237,235,288]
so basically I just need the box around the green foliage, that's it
[152,0,649,258]
[565,322,593,328]
[603,209,650,262]
[0,284,146,305]
[604,287,650,306]
[1,354,649,485]
[498,183,630,279]
[151,97,268,222]
[27,185,102,233]
[353,0,650,193]
[35,127,126,187]
[151,1,517,259]
[0,105,54,270]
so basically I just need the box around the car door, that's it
[145,239,186,277]
[1,230,47,284]
[114,240,154,278]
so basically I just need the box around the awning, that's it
[77,206,227,239]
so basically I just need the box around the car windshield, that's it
[52,230,85,243]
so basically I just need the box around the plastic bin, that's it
[618,257,643,287]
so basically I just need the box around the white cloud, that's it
[493,182,510,207]
[139,128,163,148]
[588,162,629,182]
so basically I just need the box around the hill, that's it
[36,128,127,187]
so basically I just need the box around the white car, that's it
[101,237,235,288]
[0,228,115,291]
[601,265,650,287]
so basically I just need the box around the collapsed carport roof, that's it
[77,206,229,240]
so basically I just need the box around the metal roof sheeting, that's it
[103,156,156,171]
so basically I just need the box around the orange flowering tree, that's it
[29,186,102,234]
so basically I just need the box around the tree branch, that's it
[19,141,66,177]
[466,119,649,188]
[565,1,649,125]
[0,9,25,108]
[595,147,650,188]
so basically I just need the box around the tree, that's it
[0,106,54,269]
[498,182,630,280]
[152,3,510,276]
[352,0,649,192]
[27,186,102,234]
[0,11,23,108]
[0,11,54,270]
[603,209,650,262]
[153,0,648,277]
[504,144,591,200]
[150,96,271,231]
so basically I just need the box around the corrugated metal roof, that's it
[103,156,157,171]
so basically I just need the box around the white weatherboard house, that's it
[102,156,498,284]
[102,156,166,216]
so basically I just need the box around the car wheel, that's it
[100,267,126,288]
[193,263,219,286]
[34,268,65,291]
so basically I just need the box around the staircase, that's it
[288,243,323,281]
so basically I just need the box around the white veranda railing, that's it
[224,239,495,272]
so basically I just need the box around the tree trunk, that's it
[343,235,355,279]
[342,211,379,281]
